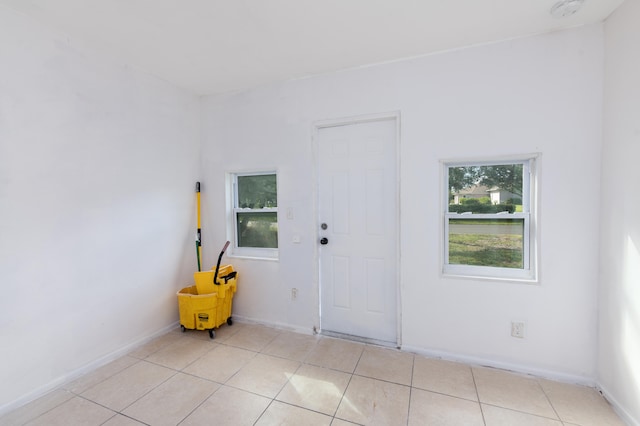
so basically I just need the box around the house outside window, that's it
[228,172,278,259]
[443,156,537,281]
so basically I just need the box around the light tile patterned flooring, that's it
[0,322,625,426]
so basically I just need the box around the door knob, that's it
[320,237,329,245]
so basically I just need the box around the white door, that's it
[318,118,398,344]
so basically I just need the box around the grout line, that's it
[332,372,355,420]
[72,394,148,425]
[117,366,179,414]
[177,339,221,372]
[350,372,412,388]
[412,387,482,404]
[352,342,367,374]
[481,402,567,422]
[3,392,75,426]
[537,378,563,422]
[175,384,220,426]
[470,367,487,426]
[271,360,304,404]
[221,382,276,400]
[211,353,258,386]
[300,334,322,364]
[329,342,367,420]
[406,354,416,426]
[71,358,145,396]
[63,355,141,395]
[253,397,275,426]
[266,400,336,422]
[330,344,366,420]
[102,411,150,426]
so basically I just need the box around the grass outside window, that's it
[448,219,524,269]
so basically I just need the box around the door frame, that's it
[311,111,402,348]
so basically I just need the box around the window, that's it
[229,172,278,258]
[443,156,537,281]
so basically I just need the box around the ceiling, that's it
[0,0,625,96]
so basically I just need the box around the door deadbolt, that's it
[321,223,328,230]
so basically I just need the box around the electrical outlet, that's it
[291,288,298,301]
[511,321,525,338]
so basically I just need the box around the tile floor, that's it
[0,322,626,426]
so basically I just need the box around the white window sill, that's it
[227,253,279,262]
[441,270,538,285]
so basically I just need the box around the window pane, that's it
[448,164,523,213]
[237,174,277,208]
[448,218,524,269]
[236,212,278,248]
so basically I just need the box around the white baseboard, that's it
[0,321,179,417]
[231,314,315,336]
[401,344,595,386]
[597,383,639,426]
[233,319,596,387]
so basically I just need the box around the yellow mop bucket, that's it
[177,286,219,338]
[179,241,238,339]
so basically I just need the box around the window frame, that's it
[227,171,279,260]
[442,155,538,282]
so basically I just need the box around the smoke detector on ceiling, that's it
[550,0,585,18]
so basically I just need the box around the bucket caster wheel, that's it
[227,317,233,326]
[208,329,215,339]
[180,325,186,333]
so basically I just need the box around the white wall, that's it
[202,25,604,381]
[1,4,621,415]
[0,7,200,411]
[600,1,640,424]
